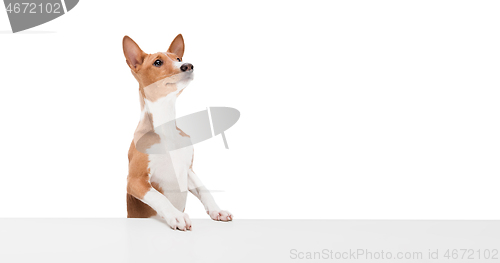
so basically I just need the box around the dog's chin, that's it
[176,72,194,88]
[182,71,194,82]
[163,71,194,84]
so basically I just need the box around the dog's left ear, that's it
[123,36,146,72]
[168,34,185,58]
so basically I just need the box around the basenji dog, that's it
[123,34,232,231]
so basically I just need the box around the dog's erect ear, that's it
[168,34,185,58]
[123,36,146,71]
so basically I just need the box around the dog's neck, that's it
[139,77,191,137]
[140,92,177,135]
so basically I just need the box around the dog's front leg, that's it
[189,183,233,222]
[128,177,192,230]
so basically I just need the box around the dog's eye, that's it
[153,60,163,67]
[177,58,181,62]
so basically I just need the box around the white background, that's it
[0,0,499,219]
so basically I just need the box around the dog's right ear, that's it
[123,36,146,72]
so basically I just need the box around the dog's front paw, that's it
[208,210,233,222]
[164,212,192,231]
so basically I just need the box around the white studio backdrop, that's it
[0,0,499,219]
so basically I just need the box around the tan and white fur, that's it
[123,34,232,231]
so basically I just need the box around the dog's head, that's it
[122,34,193,99]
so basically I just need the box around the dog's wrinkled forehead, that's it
[163,52,181,60]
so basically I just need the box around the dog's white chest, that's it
[148,142,193,192]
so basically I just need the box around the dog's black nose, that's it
[180,63,194,72]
